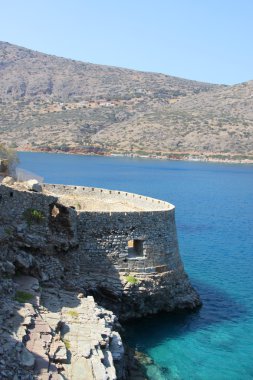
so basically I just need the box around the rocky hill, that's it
[0,41,253,160]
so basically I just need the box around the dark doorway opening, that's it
[128,239,144,258]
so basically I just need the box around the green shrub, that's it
[125,275,139,284]
[4,227,13,236]
[15,291,33,303]
[23,208,45,225]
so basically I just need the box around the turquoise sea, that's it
[18,152,253,380]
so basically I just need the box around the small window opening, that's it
[9,191,13,197]
[128,239,144,258]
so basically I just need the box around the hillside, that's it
[0,41,253,160]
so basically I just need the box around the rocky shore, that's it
[18,147,253,165]
[0,273,128,380]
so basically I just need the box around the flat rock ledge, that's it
[0,276,126,380]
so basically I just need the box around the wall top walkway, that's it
[42,183,174,213]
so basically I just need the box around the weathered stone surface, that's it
[0,272,127,379]
[25,179,42,192]
[40,289,124,379]
[2,175,14,185]
[1,260,15,275]
[54,345,68,363]
[15,250,34,270]
[110,332,124,362]
[49,335,67,363]
[19,347,35,369]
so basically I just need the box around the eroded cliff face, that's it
[0,179,201,379]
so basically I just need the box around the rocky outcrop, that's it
[120,270,200,320]
[0,275,126,379]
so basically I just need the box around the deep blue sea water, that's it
[18,152,253,380]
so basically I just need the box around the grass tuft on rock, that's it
[67,310,79,318]
[125,275,139,284]
[23,208,45,225]
[15,291,33,303]
[62,338,71,350]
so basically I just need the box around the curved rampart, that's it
[42,183,173,212]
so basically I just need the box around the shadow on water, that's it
[123,279,249,351]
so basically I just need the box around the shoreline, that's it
[17,147,253,165]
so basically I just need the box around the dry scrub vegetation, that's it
[0,42,252,159]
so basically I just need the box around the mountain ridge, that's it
[0,41,219,86]
[0,41,252,160]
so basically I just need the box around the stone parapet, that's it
[43,183,172,212]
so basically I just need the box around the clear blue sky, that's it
[1,0,252,84]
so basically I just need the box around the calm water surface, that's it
[18,152,253,380]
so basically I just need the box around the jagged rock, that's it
[41,271,50,281]
[19,347,35,369]
[110,332,124,362]
[1,370,13,378]
[54,345,68,363]
[0,226,7,241]
[49,335,67,363]
[103,350,117,380]
[80,343,92,358]
[16,223,26,233]
[91,356,109,380]
[25,179,42,192]
[22,316,33,326]
[2,261,15,275]
[100,340,107,349]
[1,176,14,185]
[15,342,23,352]
[15,251,34,270]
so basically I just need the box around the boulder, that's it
[2,261,15,275]
[54,345,68,363]
[15,251,34,271]
[49,335,68,363]
[25,179,42,192]
[19,347,35,369]
[110,331,124,362]
[2,176,14,185]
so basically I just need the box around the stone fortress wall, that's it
[0,180,201,318]
[43,183,182,275]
